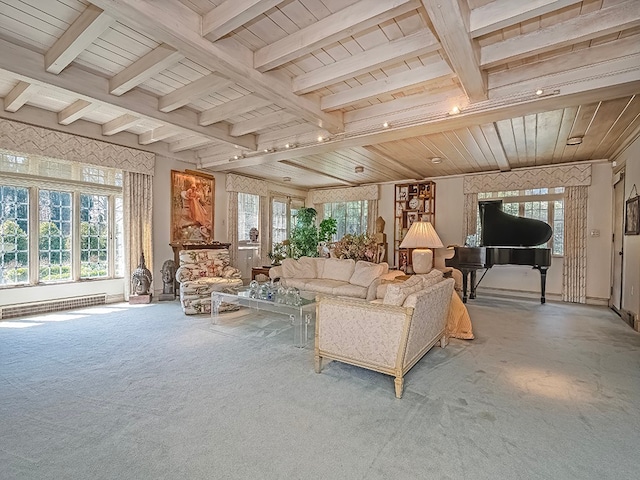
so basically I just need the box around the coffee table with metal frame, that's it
[211,287,316,348]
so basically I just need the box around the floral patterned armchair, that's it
[175,249,243,315]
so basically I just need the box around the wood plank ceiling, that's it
[0,0,639,188]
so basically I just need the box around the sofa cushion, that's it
[322,258,355,282]
[280,278,309,291]
[349,261,386,288]
[282,257,317,279]
[383,275,423,306]
[304,279,347,295]
[332,283,368,299]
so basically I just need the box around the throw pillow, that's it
[382,277,424,306]
[349,261,386,288]
[419,269,444,289]
[322,258,355,282]
[282,258,315,279]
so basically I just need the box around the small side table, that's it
[251,266,271,281]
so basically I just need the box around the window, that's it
[477,188,564,255]
[237,193,259,242]
[0,185,29,284]
[271,196,304,249]
[323,200,368,240]
[0,150,123,286]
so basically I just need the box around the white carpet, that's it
[1,298,639,479]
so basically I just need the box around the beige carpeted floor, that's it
[1,297,638,479]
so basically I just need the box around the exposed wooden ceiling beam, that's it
[45,4,115,74]
[109,43,183,96]
[292,29,440,94]
[57,99,98,125]
[469,0,582,38]
[421,0,487,102]
[207,66,640,170]
[159,73,233,113]
[480,123,511,171]
[199,94,272,126]
[102,114,139,135]
[254,0,420,72]
[321,62,453,111]
[0,38,255,149]
[169,136,214,152]
[4,81,38,112]
[230,111,298,137]
[279,160,357,186]
[139,125,177,145]
[91,0,344,134]
[481,0,640,68]
[202,0,284,41]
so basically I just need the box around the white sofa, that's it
[315,270,456,398]
[269,257,390,301]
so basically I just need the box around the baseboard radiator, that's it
[0,294,106,320]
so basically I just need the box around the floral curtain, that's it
[123,171,154,300]
[562,186,588,303]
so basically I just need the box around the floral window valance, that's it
[0,118,154,175]
[463,164,591,194]
[310,184,379,204]
[225,173,269,196]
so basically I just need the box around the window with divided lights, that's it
[0,150,123,286]
[237,193,259,242]
[271,196,304,249]
[323,200,368,240]
[476,188,564,256]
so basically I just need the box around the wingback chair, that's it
[175,249,243,314]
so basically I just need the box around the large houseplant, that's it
[289,207,336,259]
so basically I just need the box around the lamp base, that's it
[412,248,433,274]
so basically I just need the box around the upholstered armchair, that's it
[175,249,243,315]
[315,277,455,398]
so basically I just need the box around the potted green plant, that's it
[289,208,337,259]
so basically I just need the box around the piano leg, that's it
[535,266,549,304]
[461,269,470,303]
[469,270,477,299]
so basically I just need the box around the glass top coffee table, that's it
[211,287,316,348]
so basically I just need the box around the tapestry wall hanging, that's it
[171,170,215,243]
[625,184,639,235]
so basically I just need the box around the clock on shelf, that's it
[394,181,436,271]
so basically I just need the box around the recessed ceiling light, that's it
[431,157,443,164]
[450,106,460,115]
[355,166,364,173]
[566,136,583,146]
[317,136,324,142]
[382,122,389,128]
[535,89,544,96]
[285,143,290,148]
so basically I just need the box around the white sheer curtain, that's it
[123,171,153,300]
[562,185,588,303]
[259,195,269,265]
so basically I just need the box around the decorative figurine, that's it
[158,259,176,301]
[130,252,153,304]
[249,227,259,242]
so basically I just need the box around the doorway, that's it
[611,170,625,312]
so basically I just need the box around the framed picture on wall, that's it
[625,195,640,235]
[171,170,215,243]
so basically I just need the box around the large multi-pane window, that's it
[477,188,564,255]
[0,185,29,284]
[323,200,368,240]
[238,193,259,242]
[0,150,123,286]
[39,189,72,282]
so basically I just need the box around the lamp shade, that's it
[399,221,444,274]
[399,221,444,249]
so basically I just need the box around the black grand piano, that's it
[446,200,552,304]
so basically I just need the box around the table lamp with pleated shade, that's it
[399,221,444,274]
